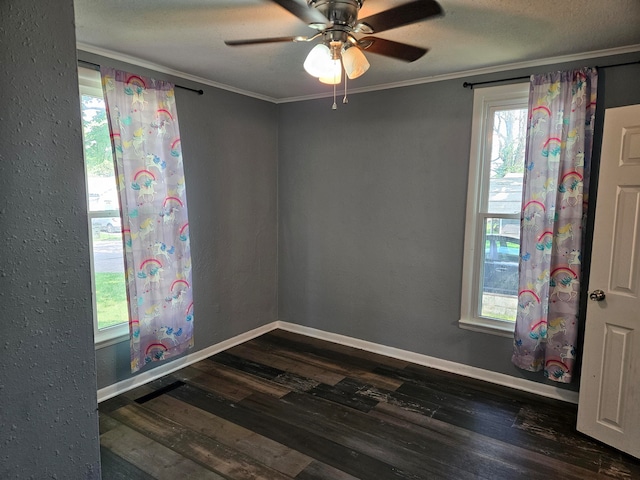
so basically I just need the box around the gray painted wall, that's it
[0,1,101,478]
[78,53,280,389]
[278,53,640,391]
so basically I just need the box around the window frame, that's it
[78,66,129,347]
[459,82,529,337]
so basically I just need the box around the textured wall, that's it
[79,52,280,389]
[278,54,640,391]
[0,1,101,478]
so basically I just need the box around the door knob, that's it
[589,289,606,301]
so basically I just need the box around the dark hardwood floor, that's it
[99,329,640,479]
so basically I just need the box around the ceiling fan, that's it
[225,0,443,86]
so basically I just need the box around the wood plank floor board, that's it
[368,400,606,480]
[270,389,554,480]
[210,351,328,393]
[101,421,226,479]
[239,391,477,479]
[395,380,522,430]
[376,364,526,418]
[392,376,633,476]
[109,402,294,480]
[282,393,586,479]
[374,364,531,426]
[263,330,411,371]
[397,364,579,427]
[209,350,286,381]
[354,382,440,417]
[597,455,640,479]
[168,365,255,402]
[100,330,640,479]
[428,400,603,472]
[100,445,157,480]
[306,378,381,412]
[99,411,123,435]
[166,382,417,480]
[140,393,314,478]
[227,342,346,386]
[512,404,640,478]
[294,460,362,480]
[189,358,292,398]
[249,336,404,391]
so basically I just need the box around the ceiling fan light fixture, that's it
[318,59,342,84]
[341,45,370,79]
[303,44,333,78]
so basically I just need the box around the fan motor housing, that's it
[308,0,363,28]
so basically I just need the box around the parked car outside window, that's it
[92,216,122,235]
[483,234,519,296]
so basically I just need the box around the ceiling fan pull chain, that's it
[343,74,349,104]
[332,81,337,110]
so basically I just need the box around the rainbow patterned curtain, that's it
[101,67,194,373]
[512,68,597,383]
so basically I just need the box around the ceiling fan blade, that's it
[357,0,443,34]
[225,35,310,46]
[269,0,332,28]
[357,36,428,62]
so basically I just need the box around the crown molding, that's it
[78,42,640,105]
[276,43,640,103]
[76,42,279,104]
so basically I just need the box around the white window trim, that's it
[459,82,529,337]
[78,66,129,348]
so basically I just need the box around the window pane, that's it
[487,108,527,214]
[80,74,129,334]
[90,219,128,330]
[480,218,519,321]
[88,181,119,213]
[82,94,120,214]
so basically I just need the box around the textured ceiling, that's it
[74,0,640,101]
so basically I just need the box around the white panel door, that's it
[577,104,640,458]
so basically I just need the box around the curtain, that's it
[101,67,194,373]
[512,68,597,383]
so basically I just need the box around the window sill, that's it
[459,316,514,338]
[95,325,129,350]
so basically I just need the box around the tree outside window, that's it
[79,66,129,343]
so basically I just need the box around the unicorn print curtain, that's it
[512,68,597,383]
[101,67,194,373]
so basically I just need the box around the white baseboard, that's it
[97,321,279,403]
[275,321,579,404]
[98,320,579,404]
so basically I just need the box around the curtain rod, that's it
[78,59,204,95]
[462,58,640,89]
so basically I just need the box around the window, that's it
[460,83,529,336]
[78,66,129,346]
